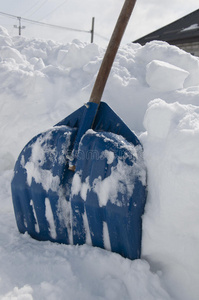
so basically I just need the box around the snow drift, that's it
[0,26,199,300]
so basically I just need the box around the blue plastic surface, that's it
[11,102,147,259]
[71,131,146,259]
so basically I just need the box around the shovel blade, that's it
[11,102,147,260]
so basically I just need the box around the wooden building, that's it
[134,9,199,56]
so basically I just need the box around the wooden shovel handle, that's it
[89,0,137,104]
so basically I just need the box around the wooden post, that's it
[91,17,95,43]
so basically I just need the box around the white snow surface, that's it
[146,60,189,92]
[0,26,199,299]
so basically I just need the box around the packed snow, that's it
[0,25,199,300]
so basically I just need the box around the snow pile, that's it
[0,26,199,299]
[1,32,199,171]
[141,99,199,300]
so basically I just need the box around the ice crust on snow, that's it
[0,26,199,300]
[146,59,189,92]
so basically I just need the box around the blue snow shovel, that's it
[11,0,147,260]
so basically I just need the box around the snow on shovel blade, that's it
[11,102,146,260]
[71,130,146,260]
[11,125,77,243]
